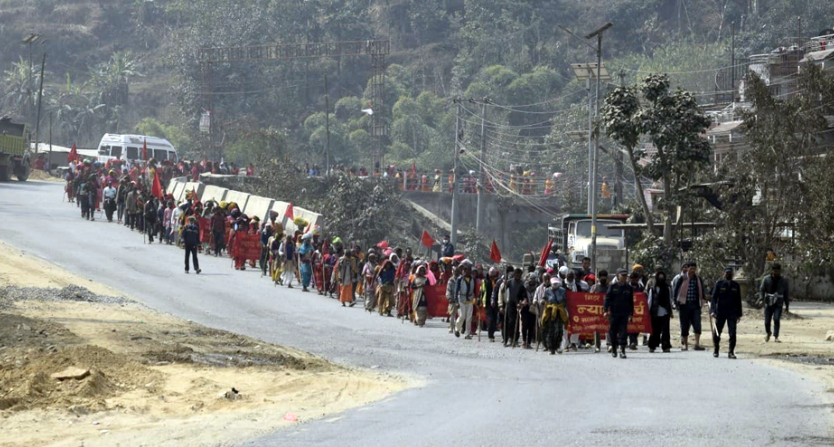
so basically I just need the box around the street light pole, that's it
[450,98,462,246]
[585,22,613,275]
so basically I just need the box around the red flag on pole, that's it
[420,230,435,249]
[490,240,502,264]
[151,170,163,200]
[142,139,148,161]
[538,239,553,267]
[67,143,78,163]
[285,203,294,219]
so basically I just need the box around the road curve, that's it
[0,181,831,447]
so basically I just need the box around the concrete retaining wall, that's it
[224,190,250,212]
[202,185,228,203]
[243,196,275,222]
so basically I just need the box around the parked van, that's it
[96,134,178,164]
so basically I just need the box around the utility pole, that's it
[450,98,462,246]
[586,22,613,275]
[48,112,53,167]
[614,70,626,207]
[34,53,46,155]
[475,98,487,233]
[324,74,331,174]
[586,77,593,214]
[731,22,735,103]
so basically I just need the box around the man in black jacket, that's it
[604,269,634,359]
[759,263,789,343]
[503,268,528,348]
[182,216,201,274]
[143,198,158,243]
[711,267,743,359]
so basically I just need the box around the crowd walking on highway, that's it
[63,157,791,360]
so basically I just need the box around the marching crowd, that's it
[64,158,791,360]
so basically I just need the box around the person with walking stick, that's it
[711,267,742,358]
[504,268,527,348]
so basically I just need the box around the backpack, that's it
[78,182,89,195]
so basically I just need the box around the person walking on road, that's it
[760,263,789,343]
[503,268,527,348]
[446,266,460,331]
[336,249,357,307]
[182,216,201,274]
[542,277,568,355]
[377,258,396,317]
[143,197,157,243]
[103,181,117,222]
[647,269,673,353]
[711,267,743,358]
[604,269,634,359]
[280,235,297,289]
[590,270,610,353]
[454,262,477,340]
[481,267,500,342]
[673,262,707,351]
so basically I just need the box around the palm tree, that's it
[1,57,39,118]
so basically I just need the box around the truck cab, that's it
[0,119,31,181]
[548,214,629,271]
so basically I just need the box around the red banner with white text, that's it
[566,291,651,335]
[231,232,261,261]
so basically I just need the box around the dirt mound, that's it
[1,336,162,413]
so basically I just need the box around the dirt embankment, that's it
[0,243,408,447]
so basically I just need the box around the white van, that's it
[96,134,178,164]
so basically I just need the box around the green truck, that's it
[0,118,31,181]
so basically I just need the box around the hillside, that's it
[0,0,830,163]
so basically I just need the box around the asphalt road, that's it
[1,181,832,447]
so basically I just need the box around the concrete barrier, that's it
[172,182,187,203]
[183,182,206,202]
[243,195,274,222]
[224,190,250,212]
[267,201,323,236]
[202,185,228,203]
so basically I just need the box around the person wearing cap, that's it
[260,222,273,276]
[673,262,707,351]
[493,265,515,344]
[440,234,454,259]
[454,262,477,340]
[759,263,790,343]
[604,269,634,359]
[445,265,461,331]
[182,216,201,274]
[647,269,673,353]
[711,267,742,358]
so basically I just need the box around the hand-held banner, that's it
[566,291,652,335]
[231,232,261,261]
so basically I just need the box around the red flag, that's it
[285,203,294,219]
[151,170,163,200]
[490,240,502,264]
[142,139,148,161]
[67,143,78,163]
[538,239,553,267]
[420,230,435,249]
[376,240,389,249]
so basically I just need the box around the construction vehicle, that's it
[0,118,31,181]
[547,214,629,272]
